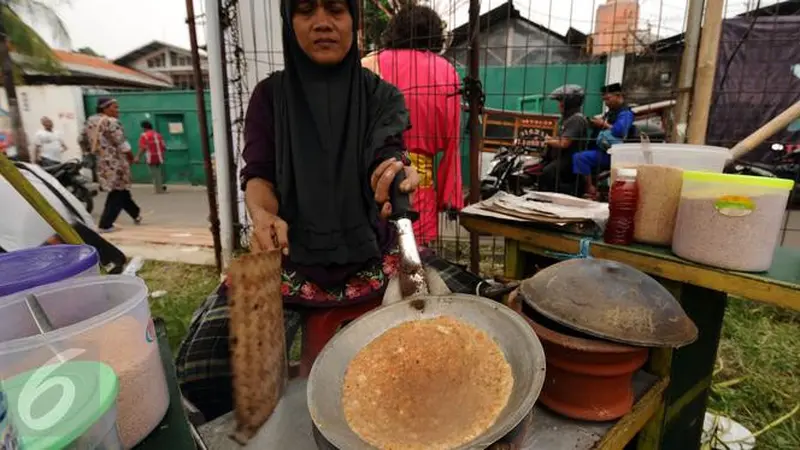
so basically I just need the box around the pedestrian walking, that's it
[78,97,142,232]
[136,120,167,194]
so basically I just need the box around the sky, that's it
[24,0,777,58]
[41,0,206,59]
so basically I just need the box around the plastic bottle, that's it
[604,168,638,245]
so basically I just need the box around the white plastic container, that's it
[672,172,794,272]
[608,143,731,173]
[0,276,169,448]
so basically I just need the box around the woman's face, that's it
[103,102,120,118]
[292,0,353,66]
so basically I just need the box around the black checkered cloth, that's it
[174,252,486,421]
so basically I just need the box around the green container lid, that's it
[3,360,119,450]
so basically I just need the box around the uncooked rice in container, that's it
[77,316,169,448]
[634,165,683,245]
[672,194,787,272]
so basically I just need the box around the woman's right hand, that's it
[250,208,289,255]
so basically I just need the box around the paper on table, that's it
[467,191,608,227]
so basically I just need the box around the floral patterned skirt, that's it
[281,252,400,305]
[223,250,400,306]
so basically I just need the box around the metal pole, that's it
[0,7,30,162]
[205,0,235,269]
[186,0,224,273]
[671,0,705,143]
[217,12,241,250]
[466,0,481,274]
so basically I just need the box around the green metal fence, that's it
[84,63,604,188]
[84,90,213,186]
[453,63,607,186]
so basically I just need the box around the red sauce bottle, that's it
[604,168,638,245]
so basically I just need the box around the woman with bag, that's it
[78,97,142,232]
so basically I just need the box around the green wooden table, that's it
[133,318,196,450]
[460,212,800,450]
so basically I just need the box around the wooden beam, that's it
[686,0,724,144]
[460,214,800,310]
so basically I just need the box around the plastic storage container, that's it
[608,143,731,173]
[4,361,123,450]
[672,172,794,272]
[1,389,20,450]
[0,245,99,298]
[0,276,169,448]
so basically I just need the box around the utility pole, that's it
[0,3,30,162]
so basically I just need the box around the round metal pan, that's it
[307,294,546,450]
[520,258,699,348]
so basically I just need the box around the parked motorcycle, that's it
[726,143,800,204]
[480,130,544,199]
[42,158,98,213]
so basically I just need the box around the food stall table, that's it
[460,211,800,450]
[133,318,197,450]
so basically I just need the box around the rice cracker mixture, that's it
[342,316,514,450]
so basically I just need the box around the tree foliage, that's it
[1,0,70,81]
[76,46,103,58]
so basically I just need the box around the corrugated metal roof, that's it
[53,50,172,88]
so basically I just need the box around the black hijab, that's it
[271,0,410,266]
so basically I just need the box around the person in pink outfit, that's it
[363,5,463,245]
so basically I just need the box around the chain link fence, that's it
[212,0,799,271]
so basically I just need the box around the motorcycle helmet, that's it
[549,84,585,111]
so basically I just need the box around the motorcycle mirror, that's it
[771,143,785,152]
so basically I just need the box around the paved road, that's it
[91,184,477,240]
[92,184,212,228]
[91,184,800,250]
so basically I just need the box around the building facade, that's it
[592,0,641,56]
[446,1,585,67]
[114,41,209,90]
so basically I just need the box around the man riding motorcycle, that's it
[538,84,589,194]
[573,82,635,199]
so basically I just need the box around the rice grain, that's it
[78,316,169,448]
[672,194,786,271]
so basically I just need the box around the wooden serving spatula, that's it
[227,250,287,445]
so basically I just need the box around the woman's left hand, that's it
[371,159,420,219]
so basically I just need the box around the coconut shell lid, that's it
[519,258,698,348]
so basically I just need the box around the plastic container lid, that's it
[4,361,118,450]
[608,143,731,156]
[616,168,638,179]
[0,245,99,297]
[683,171,795,190]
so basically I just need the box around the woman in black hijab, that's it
[175,0,422,419]
[242,0,420,300]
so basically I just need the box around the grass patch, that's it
[138,261,219,352]
[709,297,800,449]
[138,261,800,447]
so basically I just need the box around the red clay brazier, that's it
[525,315,648,421]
